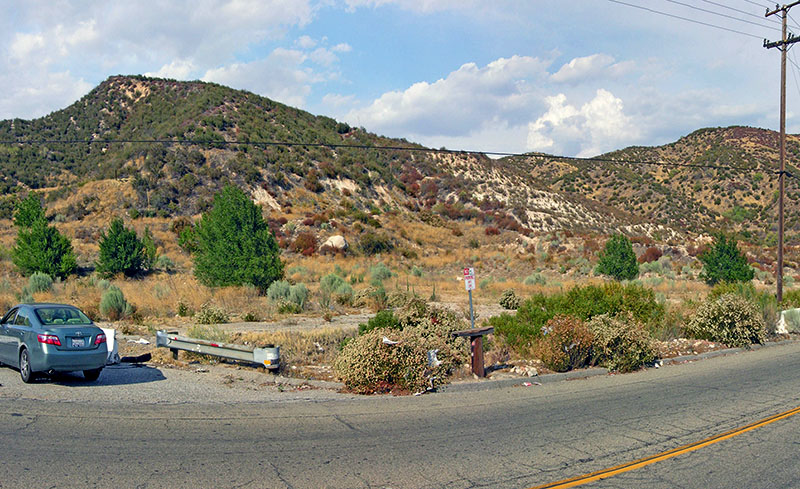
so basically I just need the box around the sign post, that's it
[462,267,484,377]
[463,267,476,329]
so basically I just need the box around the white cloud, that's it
[551,54,615,83]
[527,89,640,157]
[344,0,480,13]
[145,59,197,80]
[202,48,322,108]
[344,55,549,137]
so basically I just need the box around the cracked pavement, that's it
[1,340,800,488]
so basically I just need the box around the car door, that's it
[0,308,18,364]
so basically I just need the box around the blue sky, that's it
[0,0,796,156]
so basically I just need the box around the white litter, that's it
[127,338,150,345]
[382,337,401,345]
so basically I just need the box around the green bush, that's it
[266,280,291,302]
[523,273,546,286]
[699,234,754,285]
[96,218,146,278]
[288,283,309,309]
[709,281,778,329]
[499,289,521,310]
[534,315,594,372]
[193,185,283,293]
[595,234,639,280]
[359,231,394,256]
[358,309,400,335]
[319,273,352,306]
[588,314,656,373]
[99,286,132,321]
[369,263,393,282]
[684,294,766,348]
[28,272,53,293]
[195,302,229,324]
[155,255,175,272]
[490,282,663,356]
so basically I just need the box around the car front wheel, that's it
[83,368,102,381]
[19,349,34,383]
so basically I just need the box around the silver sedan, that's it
[0,303,108,383]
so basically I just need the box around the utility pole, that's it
[765,2,800,303]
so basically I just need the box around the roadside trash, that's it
[427,349,442,367]
[195,368,209,373]
[654,360,663,369]
[382,336,401,345]
[522,382,542,387]
[128,338,150,345]
[121,353,152,363]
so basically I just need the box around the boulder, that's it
[322,235,348,251]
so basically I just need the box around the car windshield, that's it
[35,307,92,326]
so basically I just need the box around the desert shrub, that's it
[99,286,132,321]
[638,247,662,264]
[524,273,546,286]
[588,314,656,373]
[595,234,639,280]
[358,309,400,335]
[359,231,394,255]
[499,289,521,310]
[333,327,462,394]
[155,255,176,272]
[490,282,663,356]
[684,294,766,348]
[709,281,778,328]
[266,280,291,302]
[699,233,753,285]
[534,315,594,372]
[291,231,317,256]
[411,266,423,277]
[370,263,393,282]
[484,226,500,236]
[28,272,53,293]
[288,283,309,309]
[187,323,231,343]
[177,300,191,317]
[241,311,260,322]
[319,273,353,307]
[195,302,229,324]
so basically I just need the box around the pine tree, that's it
[699,234,753,285]
[12,211,77,280]
[96,218,145,277]
[595,234,639,281]
[193,185,283,292]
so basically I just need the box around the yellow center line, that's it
[530,404,800,489]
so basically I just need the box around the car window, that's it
[0,308,17,325]
[36,307,92,326]
[13,311,31,327]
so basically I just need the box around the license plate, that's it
[71,338,85,348]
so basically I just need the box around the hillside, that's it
[0,75,798,249]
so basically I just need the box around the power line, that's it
[664,0,779,31]
[739,0,771,9]
[0,137,776,174]
[701,0,784,26]
[607,0,768,39]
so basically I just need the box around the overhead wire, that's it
[607,0,769,39]
[663,0,780,30]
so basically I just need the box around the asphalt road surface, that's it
[2,341,800,488]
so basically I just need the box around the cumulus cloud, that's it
[551,54,616,83]
[344,0,480,13]
[344,55,549,137]
[527,89,640,157]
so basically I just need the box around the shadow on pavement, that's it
[43,363,167,386]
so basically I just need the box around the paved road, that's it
[1,341,800,488]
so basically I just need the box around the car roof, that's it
[13,303,82,310]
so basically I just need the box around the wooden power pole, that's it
[765,2,800,303]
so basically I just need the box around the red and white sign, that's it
[463,267,476,291]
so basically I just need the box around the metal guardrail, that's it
[156,330,280,370]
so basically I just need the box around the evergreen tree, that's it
[13,219,77,279]
[699,234,754,285]
[96,218,145,277]
[14,193,46,228]
[595,234,639,281]
[193,185,283,292]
